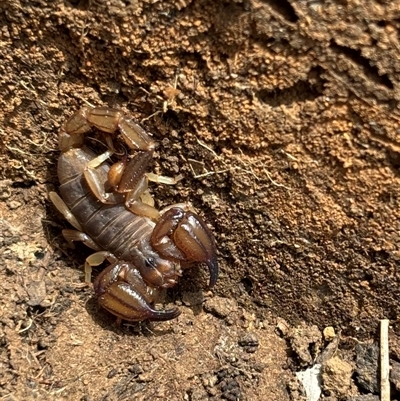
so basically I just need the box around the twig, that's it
[17,318,33,333]
[141,109,162,122]
[380,319,390,401]
[74,95,95,108]
[18,80,48,107]
[194,138,260,180]
[196,137,219,158]
[263,168,291,190]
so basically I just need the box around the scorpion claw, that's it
[144,306,181,321]
[94,262,181,321]
[206,256,219,288]
[174,212,219,288]
[151,208,219,288]
[97,282,181,321]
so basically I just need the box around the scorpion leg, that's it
[124,176,161,220]
[151,207,219,288]
[146,172,183,185]
[81,146,160,218]
[107,152,183,220]
[49,189,118,284]
[84,251,118,284]
[106,150,162,219]
[49,191,83,231]
[93,261,181,321]
[60,231,114,284]
[80,145,158,219]
[66,106,182,216]
[82,150,119,204]
[62,229,100,251]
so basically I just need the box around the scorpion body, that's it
[50,106,218,322]
[58,147,154,262]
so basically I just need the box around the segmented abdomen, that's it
[58,148,153,260]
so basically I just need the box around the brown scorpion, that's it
[49,106,218,322]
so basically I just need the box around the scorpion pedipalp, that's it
[151,207,219,288]
[94,262,181,321]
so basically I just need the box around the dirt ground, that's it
[2,0,400,400]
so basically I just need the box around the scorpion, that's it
[49,106,218,322]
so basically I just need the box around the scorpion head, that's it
[134,240,182,289]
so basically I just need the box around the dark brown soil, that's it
[1,1,400,400]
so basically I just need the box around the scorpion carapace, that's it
[50,106,218,322]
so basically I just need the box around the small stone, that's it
[238,332,259,347]
[288,323,322,365]
[7,200,22,209]
[38,338,50,350]
[220,378,241,401]
[207,387,217,396]
[276,317,290,336]
[390,360,400,391]
[208,375,218,387]
[137,372,153,382]
[321,356,353,398]
[323,326,336,341]
[253,362,266,373]
[182,291,204,306]
[189,386,208,400]
[0,189,11,200]
[354,343,379,393]
[347,396,379,401]
[26,280,46,306]
[238,332,259,353]
[203,296,238,319]
[128,364,144,376]
[107,368,118,379]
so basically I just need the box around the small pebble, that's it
[107,368,118,379]
[129,364,144,376]
[203,296,238,319]
[8,200,22,209]
[238,332,259,353]
[182,291,204,306]
[323,326,336,341]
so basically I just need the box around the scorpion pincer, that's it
[49,106,218,322]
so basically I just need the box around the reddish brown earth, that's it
[1,1,400,400]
